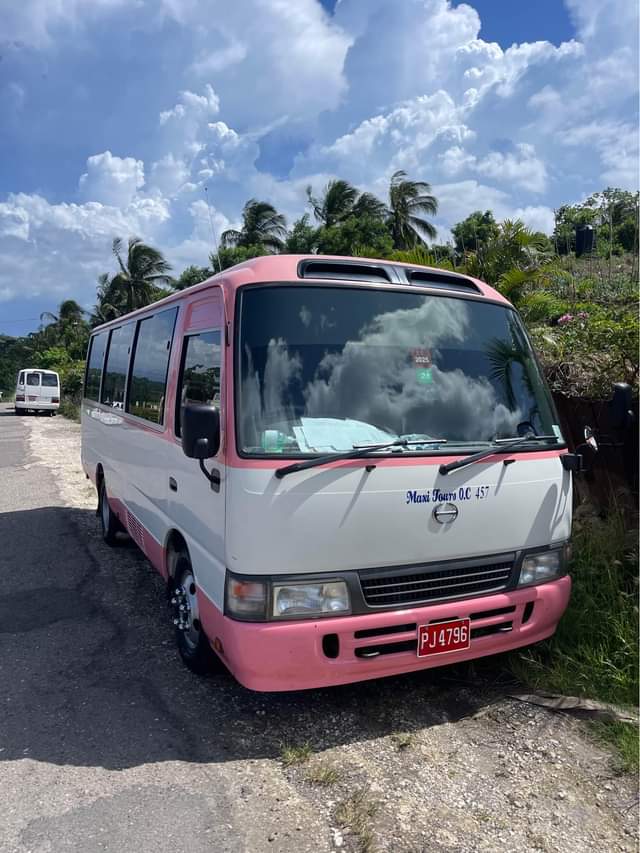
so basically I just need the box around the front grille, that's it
[359,559,513,607]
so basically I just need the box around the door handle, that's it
[169,477,178,492]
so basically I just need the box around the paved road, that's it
[0,406,636,853]
[0,408,333,853]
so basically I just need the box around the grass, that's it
[510,506,639,770]
[59,399,80,421]
[305,762,341,785]
[335,789,378,853]
[280,742,313,767]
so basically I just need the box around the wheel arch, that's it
[165,529,190,581]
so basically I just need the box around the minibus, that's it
[15,368,60,414]
[81,255,575,691]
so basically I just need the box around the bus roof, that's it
[90,254,510,333]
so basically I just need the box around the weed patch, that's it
[280,742,313,767]
[510,507,639,769]
[335,789,378,853]
[59,399,80,421]
[305,762,341,785]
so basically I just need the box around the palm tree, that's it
[464,220,551,291]
[40,299,85,329]
[387,170,438,249]
[109,237,172,314]
[39,299,88,350]
[90,273,122,326]
[306,180,388,229]
[307,180,359,227]
[220,200,287,252]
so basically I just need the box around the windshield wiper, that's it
[439,434,558,476]
[275,438,447,479]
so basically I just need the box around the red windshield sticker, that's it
[411,348,432,368]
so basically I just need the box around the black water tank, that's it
[575,225,595,257]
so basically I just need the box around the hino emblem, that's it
[433,502,459,524]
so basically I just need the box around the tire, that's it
[170,556,219,675]
[98,479,120,545]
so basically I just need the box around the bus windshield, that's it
[237,285,560,456]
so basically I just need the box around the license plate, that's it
[28,396,37,401]
[417,618,470,657]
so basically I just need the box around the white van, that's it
[82,255,578,692]
[15,369,60,414]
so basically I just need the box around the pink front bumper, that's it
[198,575,571,692]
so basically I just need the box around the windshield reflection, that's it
[238,286,557,455]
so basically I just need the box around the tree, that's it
[109,237,173,315]
[39,299,89,360]
[285,214,318,253]
[220,199,287,252]
[552,188,639,256]
[174,265,213,290]
[306,179,387,229]
[210,244,269,273]
[307,179,359,227]
[451,210,499,256]
[315,215,393,257]
[463,219,551,298]
[387,170,438,249]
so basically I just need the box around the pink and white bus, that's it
[81,255,574,691]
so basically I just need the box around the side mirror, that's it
[562,425,599,474]
[181,403,220,460]
[609,382,634,431]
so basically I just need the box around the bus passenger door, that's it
[168,293,226,608]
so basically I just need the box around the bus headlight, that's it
[272,581,350,618]
[518,547,566,587]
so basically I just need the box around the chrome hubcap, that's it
[171,571,200,650]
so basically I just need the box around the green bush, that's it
[530,305,639,397]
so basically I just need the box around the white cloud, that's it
[79,151,145,207]
[2,0,129,47]
[0,0,637,321]
[475,144,548,194]
[159,84,220,126]
[439,143,548,194]
[0,191,170,303]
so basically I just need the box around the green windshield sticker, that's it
[416,367,433,385]
[261,430,285,452]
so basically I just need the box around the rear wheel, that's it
[98,479,120,545]
[171,556,218,675]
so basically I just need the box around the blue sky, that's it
[0,0,637,336]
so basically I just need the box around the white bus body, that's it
[15,369,60,414]
[81,256,572,691]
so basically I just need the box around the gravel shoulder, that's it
[0,406,637,853]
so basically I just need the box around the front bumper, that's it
[198,575,571,692]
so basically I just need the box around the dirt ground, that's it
[0,405,637,853]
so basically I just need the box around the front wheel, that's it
[171,556,219,675]
[98,479,120,545]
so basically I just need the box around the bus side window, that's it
[85,332,108,401]
[101,324,135,408]
[18,372,25,386]
[174,330,222,437]
[127,307,178,425]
